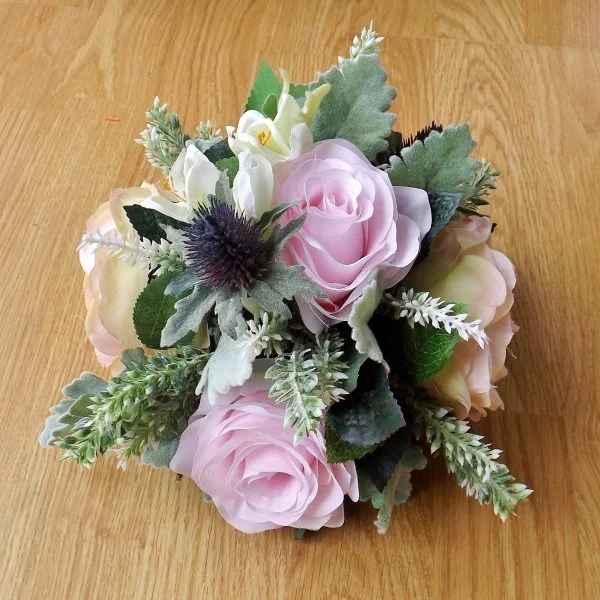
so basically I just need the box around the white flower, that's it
[227,79,331,164]
[233,151,274,219]
[154,144,221,220]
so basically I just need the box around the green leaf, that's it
[309,54,396,160]
[214,294,244,338]
[133,273,181,349]
[140,437,180,468]
[198,330,255,403]
[357,427,426,491]
[256,199,298,231]
[247,263,321,319]
[325,423,377,463]
[204,139,235,164]
[124,204,184,243]
[424,191,462,244]
[261,93,279,119]
[395,318,461,384]
[160,284,218,347]
[327,362,404,447]
[348,270,387,368]
[245,60,283,113]
[269,215,306,257]
[343,350,369,393]
[387,124,480,193]
[215,156,239,185]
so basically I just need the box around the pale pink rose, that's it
[80,187,181,367]
[171,365,359,533]
[273,139,431,332]
[407,215,518,419]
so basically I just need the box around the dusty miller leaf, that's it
[214,294,244,338]
[140,437,180,468]
[309,54,396,160]
[387,124,480,193]
[197,329,254,402]
[348,270,387,368]
[164,268,201,297]
[160,284,218,347]
[424,191,463,244]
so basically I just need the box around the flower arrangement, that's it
[40,24,531,535]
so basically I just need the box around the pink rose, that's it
[407,215,518,419]
[171,364,359,533]
[273,139,431,332]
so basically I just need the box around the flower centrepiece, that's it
[41,23,531,537]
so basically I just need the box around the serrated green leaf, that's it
[140,436,180,468]
[325,423,377,463]
[245,60,283,113]
[133,273,181,349]
[395,318,461,384]
[387,124,480,193]
[309,54,396,160]
[124,204,184,243]
[348,270,387,368]
[160,284,217,347]
[215,156,239,185]
[327,362,404,447]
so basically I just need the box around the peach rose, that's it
[407,215,518,419]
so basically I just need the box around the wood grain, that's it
[1,1,599,598]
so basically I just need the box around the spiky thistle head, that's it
[182,199,270,290]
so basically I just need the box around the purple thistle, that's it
[182,200,269,290]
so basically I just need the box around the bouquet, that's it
[40,24,531,535]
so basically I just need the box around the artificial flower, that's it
[171,363,359,533]
[155,144,221,219]
[232,151,274,219]
[80,187,180,366]
[227,79,330,164]
[407,215,517,419]
[273,138,431,332]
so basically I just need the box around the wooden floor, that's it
[0,0,598,598]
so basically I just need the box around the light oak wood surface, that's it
[1,1,598,598]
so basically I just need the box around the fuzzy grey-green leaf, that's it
[309,54,396,160]
[160,284,217,347]
[387,124,480,193]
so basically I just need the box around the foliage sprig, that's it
[56,348,209,467]
[266,335,348,444]
[410,397,532,520]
